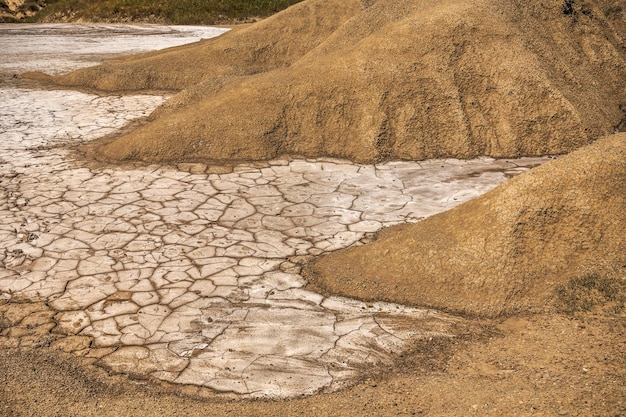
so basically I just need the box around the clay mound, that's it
[51,0,363,92]
[304,133,626,317]
[49,0,626,164]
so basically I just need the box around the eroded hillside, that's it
[44,0,626,164]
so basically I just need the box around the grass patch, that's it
[27,0,304,24]
[556,273,625,315]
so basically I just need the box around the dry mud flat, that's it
[0,23,228,75]
[2,0,626,415]
[0,21,602,414]
[0,27,552,397]
[1,142,544,397]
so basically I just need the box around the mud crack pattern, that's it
[0,23,552,398]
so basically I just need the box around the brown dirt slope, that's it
[304,133,626,318]
[48,0,626,164]
[51,0,363,92]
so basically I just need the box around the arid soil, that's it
[305,134,626,318]
[2,136,622,414]
[45,0,626,164]
[1,300,624,416]
[2,0,626,415]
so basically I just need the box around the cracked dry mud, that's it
[0,24,551,399]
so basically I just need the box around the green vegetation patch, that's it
[28,0,304,25]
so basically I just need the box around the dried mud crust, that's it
[1,299,624,416]
[304,134,626,318]
[2,135,546,396]
[0,135,623,414]
[1,49,565,396]
[2,1,625,415]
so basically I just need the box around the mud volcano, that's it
[4,0,626,415]
[49,0,626,164]
[45,0,626,319]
